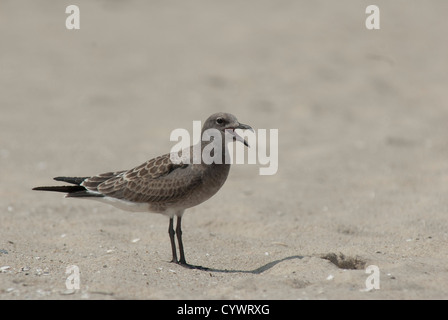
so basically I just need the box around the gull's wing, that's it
[80,153,202,203]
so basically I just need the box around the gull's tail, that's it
[32,176,101,197]
[32,185,86,193]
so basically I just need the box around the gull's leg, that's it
[168,217,178,263]
[176,216,187,265]
[175,214,209,270]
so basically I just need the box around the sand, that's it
[1,0,448,299]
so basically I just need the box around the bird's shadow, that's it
[182,255,304,274]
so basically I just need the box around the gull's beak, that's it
[236,122,254,132]
[231,122,254,147]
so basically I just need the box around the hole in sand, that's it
[321,252,366,270]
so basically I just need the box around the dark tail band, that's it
[33,176,104,197]
[32,185,86,193]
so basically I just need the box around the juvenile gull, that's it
[33,112,252,269]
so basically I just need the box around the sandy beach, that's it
[1,0,448,299]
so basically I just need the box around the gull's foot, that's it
[171,260,210,271]
[169,258,210,271]
[180,263,210,271]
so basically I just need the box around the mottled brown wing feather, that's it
[81,171,127,191]
[82,153,200,204]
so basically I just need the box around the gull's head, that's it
[202,112,253,147]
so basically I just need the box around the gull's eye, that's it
[216,117,224,125]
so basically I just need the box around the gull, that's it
[33,112,252,269]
